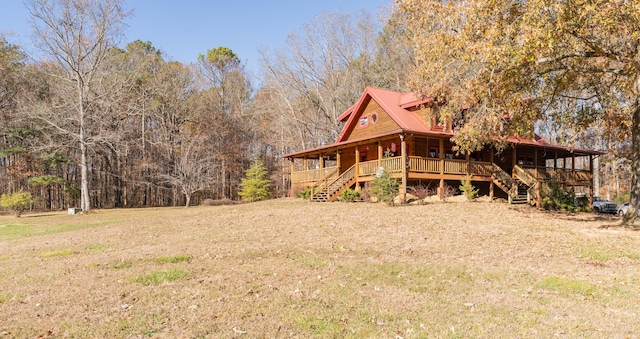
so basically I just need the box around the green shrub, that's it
[238,161,271,202]
[338,188,360,202]
[541,181,576,212]
[0,191,34,217]
[459,176,479,201]
[370,169,400,205]
[298,187,312,199]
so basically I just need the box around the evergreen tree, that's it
[239,161,271,202]
[370,169,400,206]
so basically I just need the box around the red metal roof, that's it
[283,86,603,158]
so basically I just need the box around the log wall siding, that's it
[346,99,400,141]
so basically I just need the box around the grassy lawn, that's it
[0,198,638,338]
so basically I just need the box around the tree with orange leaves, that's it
[398,0,640,226]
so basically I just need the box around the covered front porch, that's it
[287,133,595,203]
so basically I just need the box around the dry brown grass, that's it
[0,198,639,338]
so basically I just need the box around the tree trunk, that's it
[623,89,640,226]
[80,132,90,212]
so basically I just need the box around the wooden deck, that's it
[291,156,591,185]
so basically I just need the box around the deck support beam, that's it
[490,181,494,200]
[438,138,445,199]
[290,158,295,197]
[512,145,517,177]
[355,148,360,180]
[589,155,594,209]
[534,149,540,207]
[401,134,407,203]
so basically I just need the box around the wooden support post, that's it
[512,145,517,177]
[319,155,324,169]
[589,155,594,209]
[401,134,407,203]
[554,151,558,169]
[534,149,538,177]
[489,148,495,200]
[534,150,540,207]
[290,158,295,197]
[302,157,308,183]
[378,142,383,168]
[439,138,445,199]
[355,148,360,178]
[290,158,295,176]
[490,181,495,200]
[336,151,341,171]
[572,152,576,180]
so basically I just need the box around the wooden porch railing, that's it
[291,159,592,185]
[444,159,469,174]
[291,166,338,184]
[358,160,380,176]
[382,157,403,172]
[408,157,440,173]
[522,166,592,183]
[358,156,403,176]
[408,157,493,176]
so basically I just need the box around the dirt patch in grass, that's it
[0,199,639,337]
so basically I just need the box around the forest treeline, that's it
[0,0,631,212]
[0,2,414,210]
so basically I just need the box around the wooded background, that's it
[0,0,631,211]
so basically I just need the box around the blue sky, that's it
[0,0,391,76]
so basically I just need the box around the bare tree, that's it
[158,136,215,207]
[27,0,130,212]
[259,10,381,149]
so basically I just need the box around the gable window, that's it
[371,113,378,124]
[359,116,369,127]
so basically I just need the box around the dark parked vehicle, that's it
[592,197,617,214]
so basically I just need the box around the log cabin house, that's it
[284,86,600,205]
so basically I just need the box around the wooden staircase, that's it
[513,165,538,205]
[491,164,530,204]
[310,164,357,202]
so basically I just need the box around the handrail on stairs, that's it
[491,164,518,199]
[310,164,356,201]
[513,165,536,187]
[309,167,339,199]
